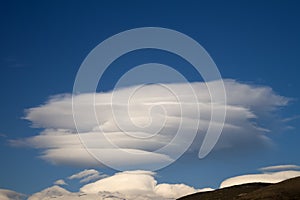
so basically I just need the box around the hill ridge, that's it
[178,176,300,200]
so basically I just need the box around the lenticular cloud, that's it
[10,79,289,168]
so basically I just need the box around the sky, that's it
[1,0,300,198]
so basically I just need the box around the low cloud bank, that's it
[220,164,300,188]
[2,165,300,200]
[28,170,209,200]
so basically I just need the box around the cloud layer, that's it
[68,169,107,183]
[28,170,208,200]
[259,164,300,172]
[10,79,289,168]
[2,165,300,200]
[220,164,300,188]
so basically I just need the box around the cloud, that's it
[0,189,26,200]
[0,133,7,138]
[27,170,209,200]
[155,184,213,199]
[220,167,300,188]
[79,170,211,199]
[11,165,300,200]
[54,179,68,186]
[34,147,174,169]
[259,164,300,172]
[28,186,70,200]
[10,79,289,168]
[68,169,107,183]
[80,170,158,194]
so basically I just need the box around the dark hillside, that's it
[178,177,300,200]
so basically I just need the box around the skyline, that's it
[1,1,300,199]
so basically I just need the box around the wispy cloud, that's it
[53,179,68,186]
[68,169,107,183]
[282,115,300,122]
[1,58,29,69]
[259,164,300,172]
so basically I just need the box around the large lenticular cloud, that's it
[10,79,289,168]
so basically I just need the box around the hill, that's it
[178,176,300,200]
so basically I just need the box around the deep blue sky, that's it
[1,0,300,194]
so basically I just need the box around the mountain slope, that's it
[178,176,300,200]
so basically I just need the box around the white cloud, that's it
[83,170,212,199]
[28,186,70,200]
[155,183,213,199]
[27,170,210,200]
[68,169,107,183]
[10,80,289,168]
[0,189,26,200]
[35,147,174,169]
[54,179,67,186]
[79,173,106,183]
[259,164,300,172]
[220,169,300,188]
[68,169,99,180]
[14,165,300,200]
[80,170,157,194]
[80,170,209,199]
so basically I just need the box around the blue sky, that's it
[1,0,300,195]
